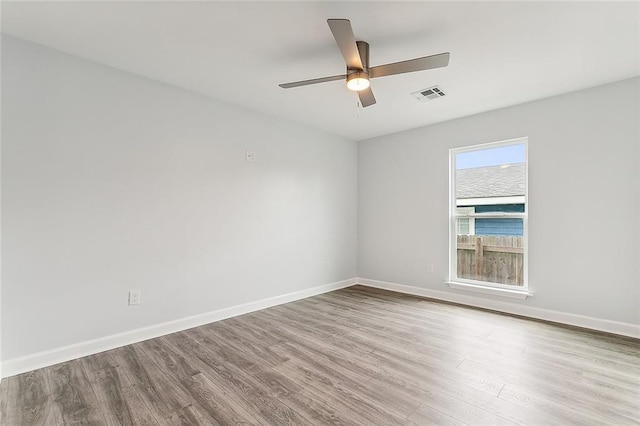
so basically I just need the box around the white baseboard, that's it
[356,277,640,339]
[5,276,636,378]
[2,278,357,378]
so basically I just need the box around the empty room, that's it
[1,1,639,425]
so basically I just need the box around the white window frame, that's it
[447,137,530,299]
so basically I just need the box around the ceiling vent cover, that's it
[412,85,446,102]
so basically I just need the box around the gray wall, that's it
[1,36,358,360]
[358,77,640,325]
[0,34,3,379]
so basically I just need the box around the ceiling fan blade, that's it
[358,87,376,107]
[369,52,450,78]
[279,74,346,89]
[327,19,364,70]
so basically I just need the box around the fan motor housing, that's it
[355,41,370,71]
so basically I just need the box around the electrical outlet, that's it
[427,264,434,274]
[246,151,256,162]
[128,290,141,305]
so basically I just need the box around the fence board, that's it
[456,235,524,286]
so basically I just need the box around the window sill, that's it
[445,281,532,299]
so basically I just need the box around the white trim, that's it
[2,278,357,378]
[357,277,640,339]
[457,196,525,206]
[456,212,525,219]
[446,281,531,299]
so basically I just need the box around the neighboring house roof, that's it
[456,163,525,199]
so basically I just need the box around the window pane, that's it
[455,146,525,214]
[456,144,525,169]
[456,218,524,286]
[451,140,527,289]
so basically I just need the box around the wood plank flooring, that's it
[1,285,639,425]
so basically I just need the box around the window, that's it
[456,207,475,235]
[448,138,529,298]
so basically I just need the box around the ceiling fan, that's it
[279,19,450,107]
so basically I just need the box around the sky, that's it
[456,143,526,169]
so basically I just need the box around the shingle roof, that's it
[456,163,525,199]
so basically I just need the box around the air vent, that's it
[412,85,446,102]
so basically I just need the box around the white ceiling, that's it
[2,1,639,141]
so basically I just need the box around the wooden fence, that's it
[457,235,524,286]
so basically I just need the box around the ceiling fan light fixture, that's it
[279,19,449,108]
[346,72,370,91]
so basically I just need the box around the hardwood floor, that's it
[1,285,639,425]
